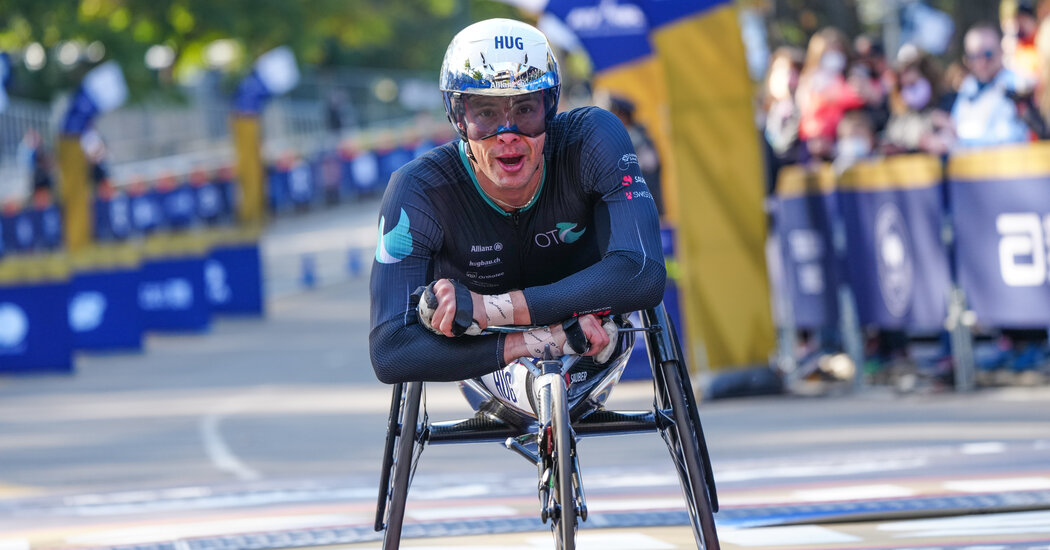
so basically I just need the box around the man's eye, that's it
[477,108,495,118]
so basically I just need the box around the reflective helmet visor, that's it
[457,91,548,140]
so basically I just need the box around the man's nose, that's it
[496,130,521,143]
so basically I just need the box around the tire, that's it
[550,378,576,550]
[659,360,719,549]
[382,381,424,550]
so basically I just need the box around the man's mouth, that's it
[496,155,525,171]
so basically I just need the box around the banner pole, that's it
[57,135,92,254]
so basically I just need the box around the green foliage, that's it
[0,0,521,101]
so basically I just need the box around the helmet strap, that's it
[463,139,477,163]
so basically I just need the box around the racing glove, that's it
[561,316,619,363]
[415,279,483,337]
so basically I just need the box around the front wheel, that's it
[381,381,424,550]
[550,378,577,550]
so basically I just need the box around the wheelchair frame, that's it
[374,303,720,549]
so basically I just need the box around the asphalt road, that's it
[2,198,1050,550]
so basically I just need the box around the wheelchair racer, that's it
[370,18,665,384]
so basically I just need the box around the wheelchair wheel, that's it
[550,376,576,550]
[657,359,719,549]
[380,381,424,550]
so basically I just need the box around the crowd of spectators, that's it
[760,1,1050,185]
[759,1,1050,385]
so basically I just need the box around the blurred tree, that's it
[767,0,1001,59]
[0,0,518,101]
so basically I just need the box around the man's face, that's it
[467,127,545,194]
[964,29,1002,83]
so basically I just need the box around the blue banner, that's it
[774,167,840,329]
[138,257,210,332]
[267,165,291,213]
[0,281,73,373]
[2,210,36,253]
[287,161,315,206]
[344,150,380,194]
[547,0,653,72]
[160,184,197,230]
[208,243,264,315]
[71,269,143,350]
[94,194,134,241]
[33,206,62,250]
[950,176,1050,327]
[838,183,950,330]
[130,191,162,234]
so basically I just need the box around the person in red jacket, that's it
[796,27,878,160]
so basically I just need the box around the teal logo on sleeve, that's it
[376,208,414,264]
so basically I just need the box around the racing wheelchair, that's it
[374,303,720,549]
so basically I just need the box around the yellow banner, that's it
[650,3,775,370]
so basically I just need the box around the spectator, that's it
[762,47,804,169]
[882,52,956,155]
[940,61,969,112]
[951,22,1031,149]
[1002,0,1042,87]
[833,109,877,175]
[1033,14,1050,127]
[796,28,872,160]
[18,129,53,198]
[852,34,892,133]
[80,127,110,189]
[602,94,665,216]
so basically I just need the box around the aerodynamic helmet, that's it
[439,18,560,142]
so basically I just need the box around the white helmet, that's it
[439,18,560,141]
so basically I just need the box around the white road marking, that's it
[878,510,1050,538]
[412,484,492,500]
[0,539,29,550]
[717,457,927,482]
[407,505,517,520]
[792,484,915,502]
[587,498,684,512]
[200,394,262,481]
[528,532,675,549]
[943,477,1050,493]
[960,441,1007,455]
[718,525,861,546]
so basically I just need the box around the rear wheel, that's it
[550,378,576,550]
[659,360,718,549]
[381,381,424,550]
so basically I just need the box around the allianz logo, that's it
[139,278,195,311]
[205,260,232,304]
[566,0,646,34]
[0,302,29,350]
[69,291,108,333]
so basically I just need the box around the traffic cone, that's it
[347,248,363,278]
[300,253,317,289]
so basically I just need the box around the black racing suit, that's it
[369,107,666,384]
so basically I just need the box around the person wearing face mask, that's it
[951,22,1031,149]
[796,27,870,161]
[761,47,805,193]
[882,51,956,156]
[832,110,877,175]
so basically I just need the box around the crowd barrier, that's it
[0,127,438,374]
[0,170,264,373]
[265,137,436,213]
[773,142,1050,385]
